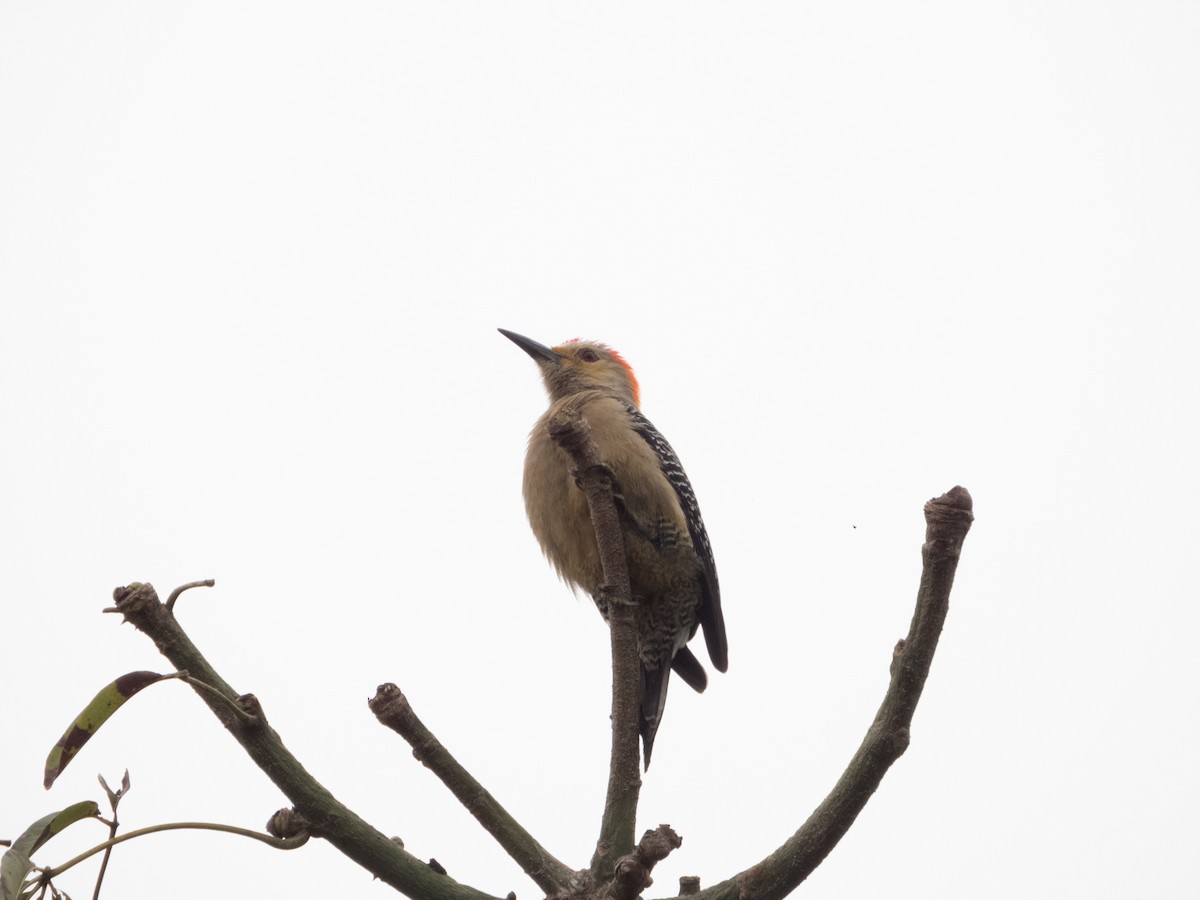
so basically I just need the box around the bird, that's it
[499,328,727,768]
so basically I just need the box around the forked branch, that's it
[106,477,971,900]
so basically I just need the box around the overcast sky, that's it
[2,4,1197,899]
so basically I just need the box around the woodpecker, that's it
[499,328,727,768]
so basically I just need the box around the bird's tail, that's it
[670,645,708,692]
[639,662,673,769]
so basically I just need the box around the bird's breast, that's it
[522,393,693,601]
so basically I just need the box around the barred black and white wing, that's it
[627,404,728,674]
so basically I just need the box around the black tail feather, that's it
[639,662,673,769]
[670,645,708,693]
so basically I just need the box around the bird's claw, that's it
[571,462,621,492]
[596,583,638,610]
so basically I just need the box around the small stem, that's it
[177,674,255,722]
[165,579,215,612]
[44,822,308,880]
[90,812,118,900]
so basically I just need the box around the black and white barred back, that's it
[626,402,729,674]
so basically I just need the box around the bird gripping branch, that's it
[499,328,728,768]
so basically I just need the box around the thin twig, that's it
[91,770,130,900]
[165,579,215,612]
[370,684,578,895]
[674,486,974,900]
[90,804,118,900]
[176,673,257,722]
[545,408,642,877]
[41,821,308,881]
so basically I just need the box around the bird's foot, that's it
[571,462,622,494]
[595,584,638,612]
[570,464,630,517]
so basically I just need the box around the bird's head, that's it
[499,329,640,407]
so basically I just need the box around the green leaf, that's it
[13,801,102,857]
[1,802,101,900]
[0,849,33,900]
[44,672,168,788]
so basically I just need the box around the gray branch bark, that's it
[108,584,501,900]
[666,486,974,900]
[370,683,578,894]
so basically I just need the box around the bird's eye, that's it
[578,349,599,363]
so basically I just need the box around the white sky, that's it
[2,3,1197,899]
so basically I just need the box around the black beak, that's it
[498,328,562,363]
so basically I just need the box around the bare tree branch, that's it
[370,683,578,895]
[108,583,501,900]
[100,480,972,900]
[676,485,974,900]
[544,407,643,876]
